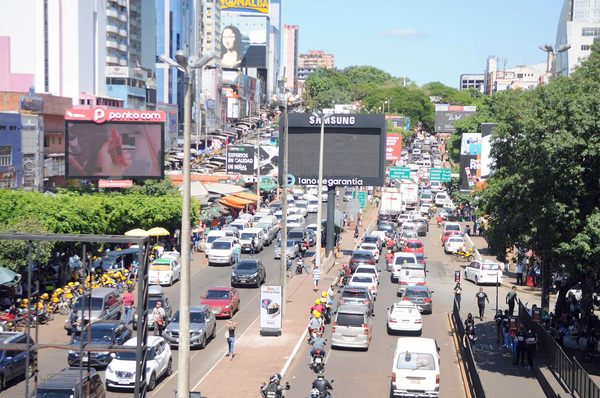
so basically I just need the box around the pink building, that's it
[282,25,299,94]
[0,36,34,93]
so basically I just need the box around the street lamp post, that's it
[386,97,392,113]
[539,43,571,80]
[160,50,215,398]
[272,93,297,320]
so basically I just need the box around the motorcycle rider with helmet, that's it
[309,331,327,364]
[311,372,333,398]
[260,373,290,398]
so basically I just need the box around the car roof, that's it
[404,286,429,293]
[89,287,118,296]
[37,367,99,389]
[393,301,418,309]
[341,285,369,293]
[395,337,437,352]
[189,305,210,312]
[337,304,369,314]
[405,239,422,244]
[148,285,164,296]
[153,258,174,264]
[237,259,260,265]
[0,332,27,343]
[124,335,163,347]
[86,320,121,330]
[289,228,305,233]
[206,286,232,291]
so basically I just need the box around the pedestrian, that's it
[354,226,359,243]
[69,310,80,344]
[515,327,527,365]
[286,255,292,278]
[525,329,537,369]
[151,301,166,336]
[472,221,478,235]
[250,237,256,256]
[225,319,239,359]
[464,313,475,329]
[312,266,321,292]
[465,225,471,235]
[453,283,463,311]
[506,286,518,315]
[234,240,241,263]
[516,261,524,286]
[475,287,489,320]
[494,309,504,345]
[502,310,511,348]
[463,325,477,348]
[121,287,135,325]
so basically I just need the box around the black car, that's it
[68,321,132,367]
[378,212,395,225]
[35,367,105,398]
[377,222,395,237]
[349,250,375,273]
[231,259,266,288]
[0,332,36,394]
[362,235,382,251]
[399,286,434,314]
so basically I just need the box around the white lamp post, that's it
[538,43,571,80]
[159,50,215,398]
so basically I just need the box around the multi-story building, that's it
[298,50,334,69]
[282,25,299,94]
[555,0,600,77]
[459,74,485,91]
[0,112,23,189]
[484,57,546,95]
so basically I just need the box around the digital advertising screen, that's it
[65,108,165,180]
[280,114,386,187]
[435,105,476,133]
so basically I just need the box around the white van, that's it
[230,219,250,231]
[305,195,319,213]
[256,216,279,244]
[392,337,440,397]
[331,304,372,350]
[239,227,266,253]
[434,192,447,207]
[391,253,419,282]
[442,222,461,234]
[205,230,227,249]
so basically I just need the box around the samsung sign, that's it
[279,114,386,187]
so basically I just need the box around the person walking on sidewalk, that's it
[234,240,241,264]
[250,237,256,256]
[506,286,518,315]
[354,226,359,243]
[453,283,463,311]
[312,266,321,292]
[516,261,524,286]
[475,288,489,320]
[225,319,239,359]
[494,309,504,344]
[525,329,537,369]
[515,327,527,365]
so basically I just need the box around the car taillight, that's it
[390,319,397,323]
[423,298,431,302]
[399,281,408,285]
[350,259,356,263]
[339,299,345,303]
[363,324,369,335]
[332,322,336,333]
[370,286,375,290]
[368,260,374,264]
[402,297,410,301]
[416,282,425,286]
[415,320,422,324]
[436,374,440,384]
[364,300,370,305]
[392,372,396,382]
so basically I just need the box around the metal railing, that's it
[518,300,600,398]
[452,298,487,398]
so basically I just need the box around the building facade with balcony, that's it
[299,50,334,69]
[484,57,546,95]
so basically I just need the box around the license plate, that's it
[411,380,420,384]
[240,280,247,283]
[402,320,409,323]
[315,358,322,364]
[118,380,130,385]
[82,357,89,362]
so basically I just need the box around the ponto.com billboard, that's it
[65,108,165,180]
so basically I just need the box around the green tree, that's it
[0,217,53,272]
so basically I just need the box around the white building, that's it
[484,57,546,95]
[555,0,600,76]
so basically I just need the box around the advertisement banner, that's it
[221,14,268,69]
[260,285,282,331]
[434,105,476,133]
[459,154,480,192]
[460,133,482,155]
[221,0,269,14]
[226,145,255,175]
[386,133,403,161]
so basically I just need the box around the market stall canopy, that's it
[259,183,278,192]
[147,227,170,236]
[124,228,149,237]
[219,195,255,209]
[0,267,21,287]
[204,183,244,195]
[234,192,258,201]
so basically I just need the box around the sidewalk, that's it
[194,200,379,397]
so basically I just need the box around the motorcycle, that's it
[310,349,326,372]
[260,374,290,398]
[584,335,598,362]
[451,248,475,262]
[296,259,304,275]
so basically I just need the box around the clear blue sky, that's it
[283,0,565,88]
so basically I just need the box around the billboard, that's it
[435,105,476,133]
[386,133,403,161]
[221,0,269,14]
[459,154,480,191]
[280,114,386,187]
[226,145,255,175]
[460,133,482,155]
[65,108,165,179]
[221,15,268,69]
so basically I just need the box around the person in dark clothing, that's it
[69,310,80,344]
[525,329,537,369]
[463,325,477,347]
[515,327,527,365]
[311,372,333,398]
[494,310,504,344]
[250,237,256,256]
[453,283,463,311]
[465,313,475,329]
[506,286,518,315]
[475,288,489,320]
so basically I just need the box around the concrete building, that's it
[459,74,485,91]
[555,0,600,77]
[0,113,23,189]
[298,50,334,69]
[282,25,299,93]
[484,57,546,95]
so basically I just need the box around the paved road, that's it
[282,206,466,397]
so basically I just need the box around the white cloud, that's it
[380,28,429,38]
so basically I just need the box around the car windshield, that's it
[171,310,205,324]
[336,313,364,327]
[341,290,368,299]
[296,203,307,208]
[396,352,435,370]
[236,261,258,271]
[288,232,303,240]
[308,200,318,205]
[352,276,374,283]
[361,245,376,251]
[207,236,221,244]
[407,242,422,249]
[81,327,114,343]
[205,290,230,300]
[73,296,104,311]
[403,232,417,239]
[422,194,432,199]
[240,233,256,240]
[448,238,463,243]
[277,240,295,248]
[364,237,378,244]
[405,290,429,298]
[482,263,501,270]
[352,253,372,261]
[395,257,416,264]
[356,268,376,275]
[115,350,137,361]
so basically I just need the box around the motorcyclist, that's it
[309,331,327,364]
[310,299,327,320]
[260,373,290,398]
[307,311,323,341]
[311,372,333,398]
[297,253,309,274]
[322,291,333,321]
[342,263,351,283]
[436,214,443,227]
[385,250,393,269]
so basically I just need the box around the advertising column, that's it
[260,285,282,335]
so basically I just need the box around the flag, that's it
[136,60,141,68]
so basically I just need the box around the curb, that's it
[280,327,309,377]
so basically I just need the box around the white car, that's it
[407,211,422,220]
[392,337,440,397]
[286,215,304,229]
[105,336,173,391]
[354,264,381,285]
[444,236,466,254]
[148,257,181,285]
[464,260,504,285]
[435,192,448,207]
[419,204,433,216]
[400,222,418,234]
[159,251,180,259]
[370,230,388,244]
[294,201,309,216]
[349,273,378,298]
[306,197,319,213]
[387,301,423,334]
[206,237,236,266]
[359,243,380,261]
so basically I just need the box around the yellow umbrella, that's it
[147,227,170,236]
[124,228,149,237]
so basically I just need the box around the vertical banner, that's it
[386,133,403,161]
[260,285,282,335]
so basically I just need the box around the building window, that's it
[44,137,49,147]
[59,137,62,145]
[0,146,11,166]
[0,126,5,131]
[9,126,16,131]
[582,44,591,50]
[582,27,600,36]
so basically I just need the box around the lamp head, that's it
[544,43,554,52]
[175,50,188,67]
[557,44,571,53]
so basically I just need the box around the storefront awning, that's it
[233,192,258,201]
[259,183,278,192]
[219,195,255,209]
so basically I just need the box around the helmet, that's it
[315,312,321,319]
[317,372,325,379]
[41,293,49,300]
[388,250,392,254]
[315,299,320,305]
[269,374,279,383]
[312,310,319,317]
[55,288,63,294]
[122,269,129,274]
[22,299,28,304]
[321,292,327,298]
[115,272,122,277]
[66,293,73,299]
[51,297,59,303]
[310,388,320,397]
[68,282,74,287]
[74,282,80,286]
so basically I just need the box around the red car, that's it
[201,287,240,318]
[403,239,425,255]
[441,230,461,245]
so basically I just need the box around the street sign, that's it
[416,170,424,179]
[389,167,410,180]
[358,192,366,209]
[430,168,451,182]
